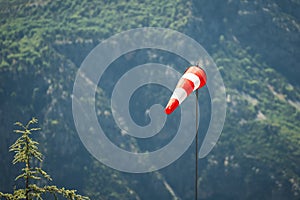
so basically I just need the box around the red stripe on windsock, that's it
[164,79,193,115]
[165,98,179,115]
[181,78,195,95]
[186,66,206,89]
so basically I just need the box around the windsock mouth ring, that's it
[186,66,207,90]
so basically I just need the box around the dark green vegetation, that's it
[0,0,299,199]
[0,118,89,199]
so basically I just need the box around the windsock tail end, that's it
[164,98,179,115]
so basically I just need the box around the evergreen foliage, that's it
[0,0,299,199]
[0,118,89,200]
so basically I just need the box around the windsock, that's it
[165,66,207,115]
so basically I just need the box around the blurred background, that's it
[0,0,299,199]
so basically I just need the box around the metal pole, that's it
[195,89,199,200]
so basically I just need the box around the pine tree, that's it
[0,118,89,200]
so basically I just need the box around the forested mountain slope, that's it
[0,0,299,199]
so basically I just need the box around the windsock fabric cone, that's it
[165,66,207,115]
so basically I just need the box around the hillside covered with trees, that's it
[1,0,299,199]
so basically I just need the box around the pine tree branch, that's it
[29,185,90,200]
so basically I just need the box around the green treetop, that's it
[0,118,89,200]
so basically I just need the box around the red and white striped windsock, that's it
[164,66,207,115]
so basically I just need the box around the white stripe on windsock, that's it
[170,88,187,104]
[182,72,201,91]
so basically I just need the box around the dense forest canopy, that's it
[1,0,299,199]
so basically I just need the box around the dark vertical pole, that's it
[195,89,199,200]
